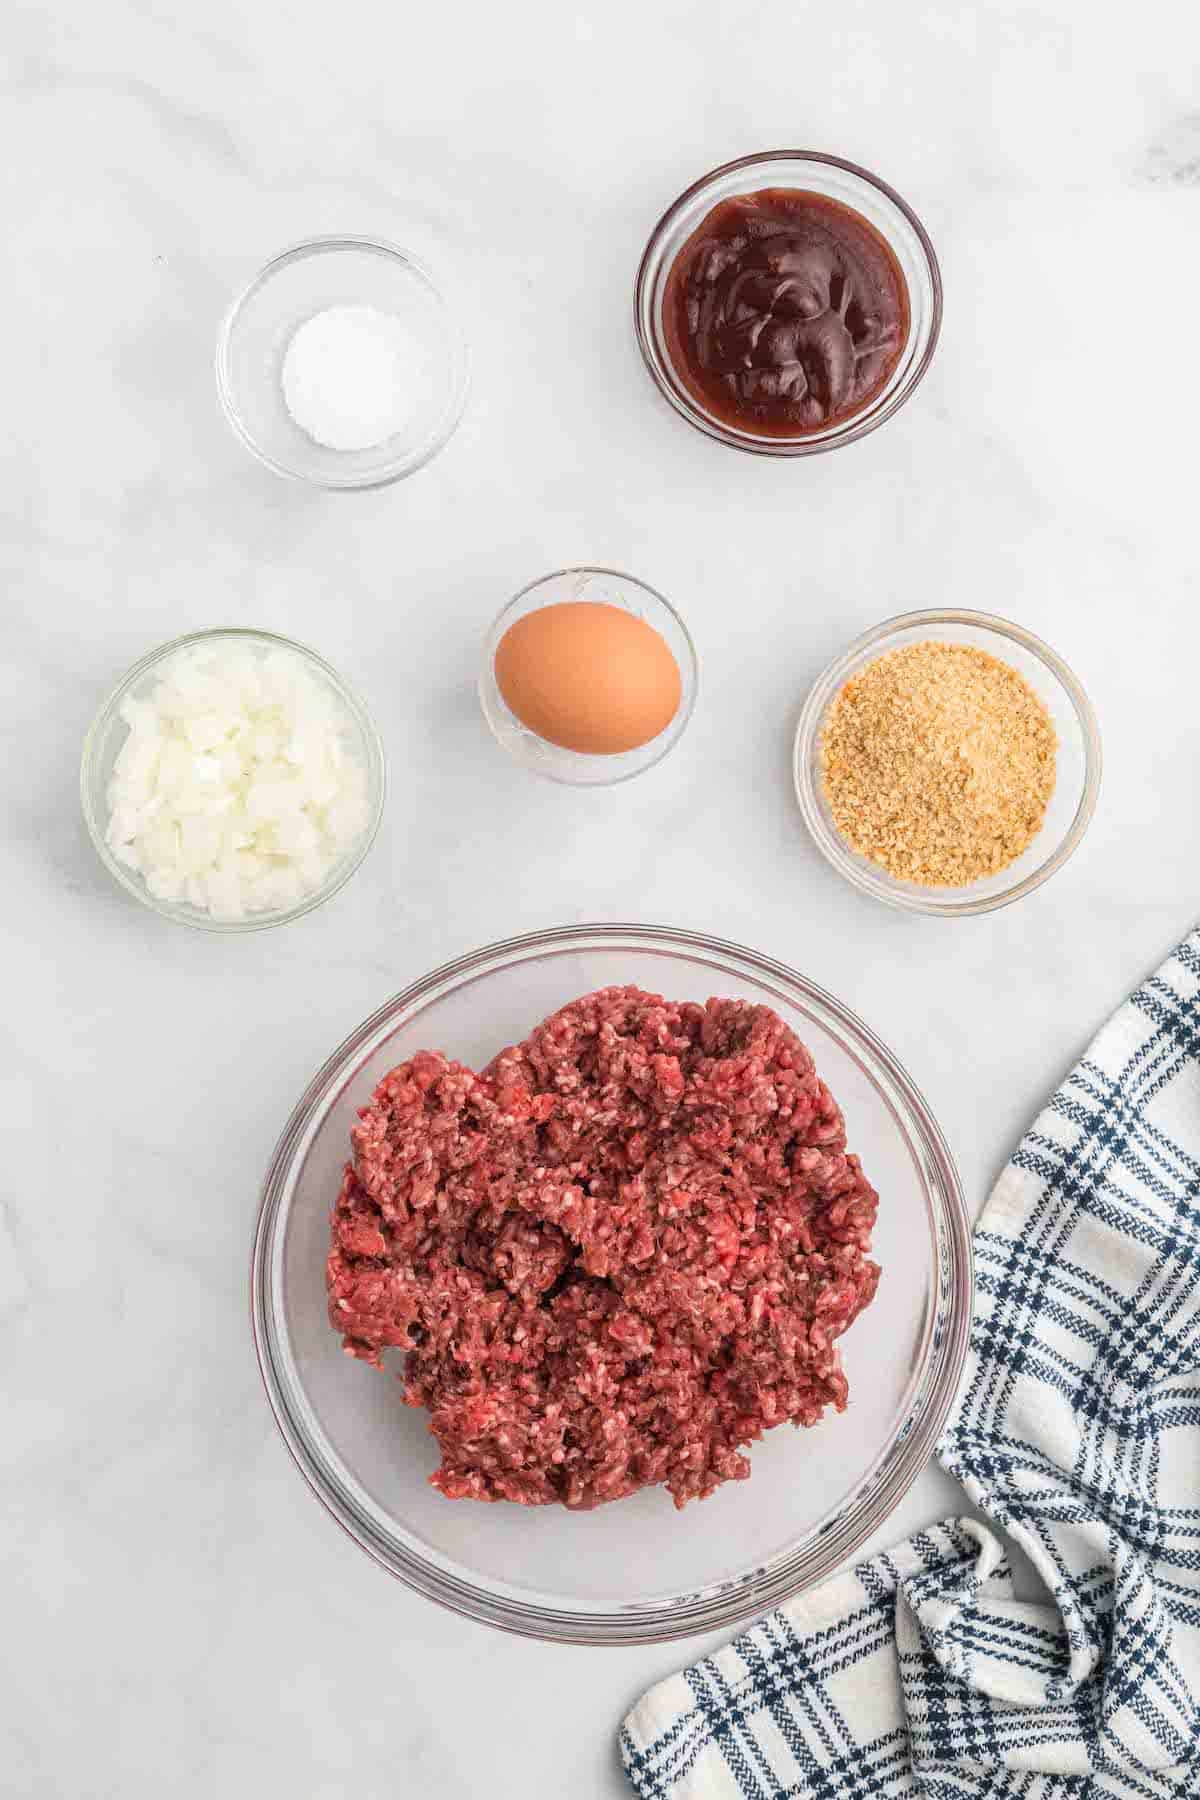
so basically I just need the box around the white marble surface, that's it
[6,2,1200,1793]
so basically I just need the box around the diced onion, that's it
[105,642,370,920]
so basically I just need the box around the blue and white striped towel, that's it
[621,929,1200,1798]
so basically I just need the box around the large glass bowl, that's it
[252,924,970,1643]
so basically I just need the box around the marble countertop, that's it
[7,2,1200,1794]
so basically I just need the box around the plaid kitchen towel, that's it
[621,929,1200,1798]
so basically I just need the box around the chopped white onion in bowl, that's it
[103,641,372,922]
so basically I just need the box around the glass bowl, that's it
[794,609,1102,917]
[216,236,469,490]
[635,150,942,456]
[251,923,971,1644]
[478,567,699,786]
[80,628,386,933]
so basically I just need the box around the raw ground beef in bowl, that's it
[327,985,881,1510]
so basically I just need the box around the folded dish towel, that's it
[621,928,1200,1798]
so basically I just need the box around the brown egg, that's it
[494,601,682,755]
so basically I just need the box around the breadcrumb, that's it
[819,641,1057,887]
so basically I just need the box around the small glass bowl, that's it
[216,236,469,490]
[635,150,942,456]
[794,609,1102,917]
[478,567,699,787]
[81,628,386,933]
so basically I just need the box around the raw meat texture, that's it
[327,987,881,1510]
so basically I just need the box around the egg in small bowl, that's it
[479,568,698,787]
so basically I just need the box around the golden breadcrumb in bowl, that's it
[794,609,1101,917]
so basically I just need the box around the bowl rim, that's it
[79,625,387,933]
[478,564,701,787]
[633,148,944,457]
[215,233,470,491]
[793,607,1103,917]
[250,921,973,1644]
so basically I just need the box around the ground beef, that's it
[326,987,881,1509]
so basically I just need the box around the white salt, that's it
[280,303,424,452]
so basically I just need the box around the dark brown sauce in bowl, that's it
[662,189,910,438]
